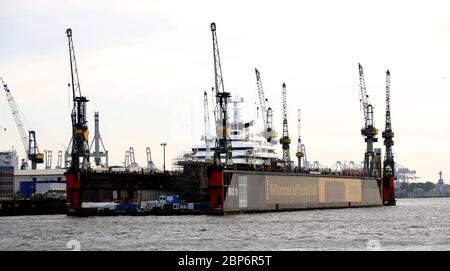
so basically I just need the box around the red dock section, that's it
[383,175,396,205]
[208,168,224,211]
[65,170,81,216]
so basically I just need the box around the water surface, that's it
[1,198,449,250]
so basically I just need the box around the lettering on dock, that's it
[318,178,362,203]
[266,176,318,203]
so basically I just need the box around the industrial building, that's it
[14,169,66,199]
[0,166,14,199]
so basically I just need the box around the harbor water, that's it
[1,198,449,251]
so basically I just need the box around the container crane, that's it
[255,68,274,142]
[44,150,53,169]
[124,150,130,168]
[382,69,396,205]
[89,111,108,167]
[210,22,232,166]
[129,147,137,167]
[280,83,291,169]
[146,147,160,171]
[295,109,304,171]
[1,77,44,169]
[358,63,378,177]
[146,147,153,168]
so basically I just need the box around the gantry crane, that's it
[124,150,130,168]
[358,63,378,177]
[210,22,232,166]
[255,68,274,142]
[146,147,161,171]
[1,77,44,169]
[128,147,137,167]
[382,69,396,205]
[89,111,108,167]
[280,83,291,169]
[295,109,304,171]
[44,150,53,169]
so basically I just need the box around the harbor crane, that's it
[210,22,232,166]
[66,28,90,170]
[280,83,292,169]
[382,70,396,205]
[65,28,90,216]
[255,68,274,142]
[295,109,304,170]
[1,77,44,169]
[358,63,378,177]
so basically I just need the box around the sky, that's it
[0,0,449,182]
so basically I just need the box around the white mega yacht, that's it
[189,97,279,166]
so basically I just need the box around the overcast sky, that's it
[1,0,449,182]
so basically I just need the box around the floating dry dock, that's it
[219,170,381,212]
[65,162,383,216]
[62,26,392,217]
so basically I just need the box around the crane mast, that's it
[382,69,396,205]
[255,68,273,142]
[295,109,304,171]
[358,63,378,177]
[383,70,394,163]
[66,28,90,170]
[1,77,44,169]
[255,69,267,130]
[204,90,212,162]
[210,22,232,166]
[280,83,291,169]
